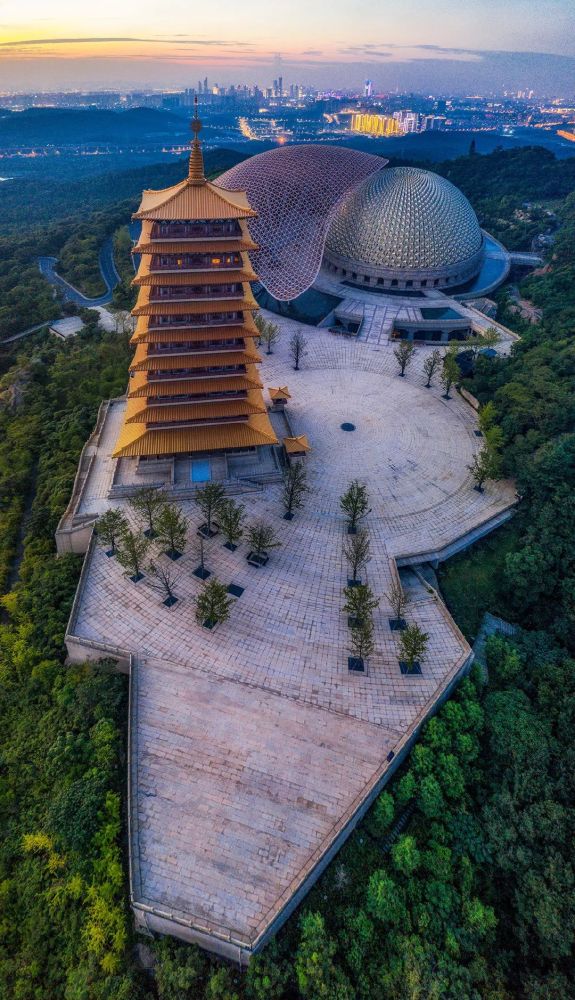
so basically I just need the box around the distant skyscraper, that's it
[203,77,208,94]
[278,76,283,97]
[364,80,373,98]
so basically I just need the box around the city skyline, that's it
[1,0,575,93]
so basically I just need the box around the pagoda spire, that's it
[188,96,205,185]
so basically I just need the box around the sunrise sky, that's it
[1,0,574,92]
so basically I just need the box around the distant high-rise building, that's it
[364,80,373,99]
[203,77,208,94]
[351,112,403,137]
[278,76,283,97]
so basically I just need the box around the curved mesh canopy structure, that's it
[326,166,483,272]
[217,145,385,300]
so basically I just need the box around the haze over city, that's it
[1,0,575,93]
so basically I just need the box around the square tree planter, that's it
[348,657,365,672]
[223,541,238,552]
[283,511,294,521]
[202,618,216,630]
[192,566,211,580]
[347,525,358,535]
[197,522,220,539]
[130,572,144,583]
[165,549,182,561]
[348,615,364,628]
[227,583,244,598]
[163,595,178,608]
[389,617,407,631]
[399,660,422,675]
[143,528,156,539]
[105,548,116,558]
[347,578,362,588]
[247,551,269,568]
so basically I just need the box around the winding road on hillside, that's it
[38,235,120,307]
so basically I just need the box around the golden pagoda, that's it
[113,101,277,462]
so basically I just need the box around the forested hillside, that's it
[0,145,574,998]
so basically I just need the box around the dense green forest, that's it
[0,144,574,998]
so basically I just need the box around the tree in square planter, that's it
[393,340,416,377]
[246,521,281,567]
[195,577,235,629]
[398,623,429,675]
[192,536,210,580]
[440,347,460,400]
[348,616,375,673]
[116,528,149,583]
[343,528,370,587]
[289,328,308,371]
[340,480,371,535]
[422,349,442,389]
[194,481,226,538]
[255,314,280,355]
[129,486,167,539]
[95,507,128,557]
[386,579,410,631]
[468,443,502,493]
[218,497,245,552]
[147,560,179,607]
[155,502,188,560]
[343,583,379,629]
[282,462,310,520]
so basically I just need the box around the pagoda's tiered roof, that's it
[113,103,276,459]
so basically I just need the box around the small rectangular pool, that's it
[191,459,211,483]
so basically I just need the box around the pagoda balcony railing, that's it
[148,415,249,430]
[153,313,244,328]
[145,365,246,380]
[150,286,242,301]
[148,390,248,404]
[150,255,242,271]
[149,341,243,356]
[151,222,242,239]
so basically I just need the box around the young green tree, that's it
[195,577,235,627]
[480,325,501,352]
[468,444,502,492]
[393,340,416,376]
[147,560,179,605]
[129,486,167,538]
[95,507,128,556]
[154,502,188,558]
[385,578,410,625]
[115,527,149,581]
[340,479,371,533]
[247,521,281,559]
[398,623,430,672]
[344,528,370,584]
[282,461,310,519]
[366,791,395,838]
[289,328,308,371]
[349,615,375,664]
[477,399,497,435]
[194,481,226,536]
[218,497,245,551]
[440,350,460,399]
[343,582,379,627]
[255,315,280,354]
[422,348,442,388]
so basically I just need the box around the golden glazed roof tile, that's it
[127,370,263,398]
[133,267,257,287]
[134,178,257,222]
[130,344,262,372]
[113,410,277,458]
[126,395,266,424]
[131,290,258,317]
[284,434,311,454]
[131,325,258,345]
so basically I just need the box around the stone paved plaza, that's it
[65,319,517,954]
